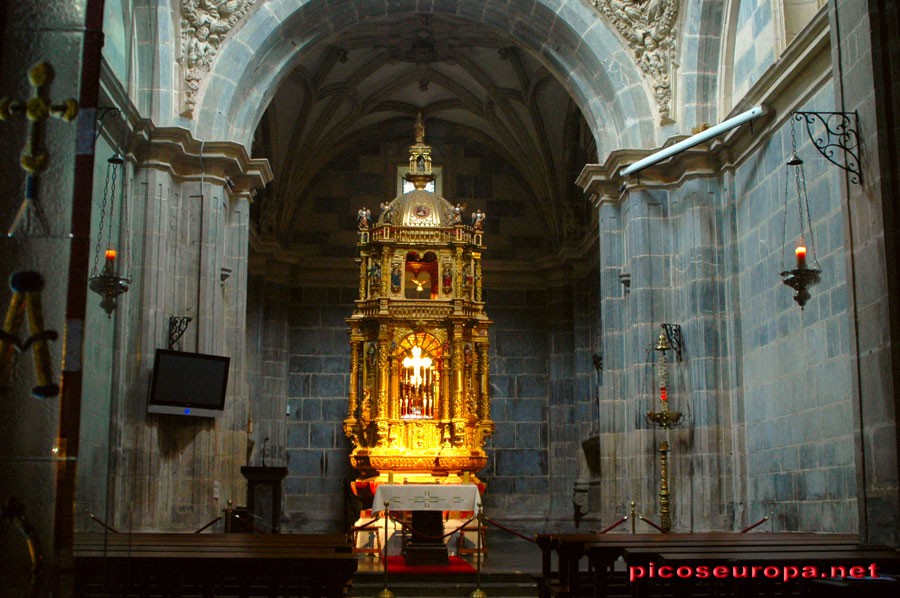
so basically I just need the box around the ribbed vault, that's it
[253,13,596,252]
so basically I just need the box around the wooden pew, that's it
[74,532,357,598]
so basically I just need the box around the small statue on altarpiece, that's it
[391,265,402,293]
[357,206,371,229]
[379,201,394,224]
[471,208,485,231]
[451,203,465,225]
[368,262,381,290]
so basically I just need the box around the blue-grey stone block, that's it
[496,449,547,476]
[774,472,793,501]
[292,356,324,373]
[302,398,322,421]
[515,477,549,495]
[314,374,346,398]
[310,423,335,448]
[516,375,546,398]
[491,375,513,399]
[291,328,335,355]
[291,308,321,328]
[516,423,546,448]
[285,476,307,495]
[489,423,515,448]
[288,374,312,397]
[288,423,309,448]
[486,476,514,494]
[510,398,545,422]
[321,399,347,422]
[287,450,323,476]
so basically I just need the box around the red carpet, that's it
[384,555,476,574]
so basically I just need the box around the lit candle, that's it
[105,249,116,267]
[660,386,668,402]
[795,244,807,270]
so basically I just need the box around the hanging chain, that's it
[90,160,117,277]
[780,123,797,272]
[798,150,819,268]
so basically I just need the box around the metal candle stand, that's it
[645,328,685,533]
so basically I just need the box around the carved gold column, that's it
[451,324,465,444]
[454,246,464,298]
[375,333,390,445]
[390,355,400,420]
[473,251,482,302]
[348,341,360,421]
[468,345,479,420]
[478,342,490,421]
[381,249,391,296]
[358,254,368,300]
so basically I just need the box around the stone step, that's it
[349,572,539,598]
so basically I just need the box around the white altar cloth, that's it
[371,484,481,513]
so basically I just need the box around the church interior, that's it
[1,0,900,596]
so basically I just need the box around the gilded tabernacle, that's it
[343,114,494,485]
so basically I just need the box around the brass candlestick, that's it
[645,328,683,533]
[659,441,670,532]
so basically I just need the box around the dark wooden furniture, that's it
[73,532,357,597]
[240,465,288,533]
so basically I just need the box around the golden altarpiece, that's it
[344,118,493,487]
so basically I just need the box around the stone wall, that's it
[589,80,857,533]
[732,82,856,531]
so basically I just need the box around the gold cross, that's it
[0,62,78,235]
[402,346,432,386]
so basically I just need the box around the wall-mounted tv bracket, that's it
[168,316,192,349]
[793,111,862,185]
[661,323,683,362]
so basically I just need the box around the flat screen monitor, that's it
[147,349,230,418]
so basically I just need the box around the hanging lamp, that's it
[88,153,131,316]
[779,122,821,310]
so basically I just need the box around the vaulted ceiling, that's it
[253,13,596,251]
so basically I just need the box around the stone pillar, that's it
[830,0,900,547]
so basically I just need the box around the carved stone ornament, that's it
[590,0,680,124]
[178,1,257,117]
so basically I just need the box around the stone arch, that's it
[189,0,657,155]
[677,0,729,127]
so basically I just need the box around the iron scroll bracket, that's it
[168,316,192,349]
[792,111,862,185]
[661,323,683,362]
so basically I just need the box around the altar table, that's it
[371,483,482,513]
[371,484,481,565]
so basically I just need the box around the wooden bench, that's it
[74,532,357,598]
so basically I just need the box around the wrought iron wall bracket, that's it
[168,316,192,349]
[793,111,862,185]
[661,323,683,362]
